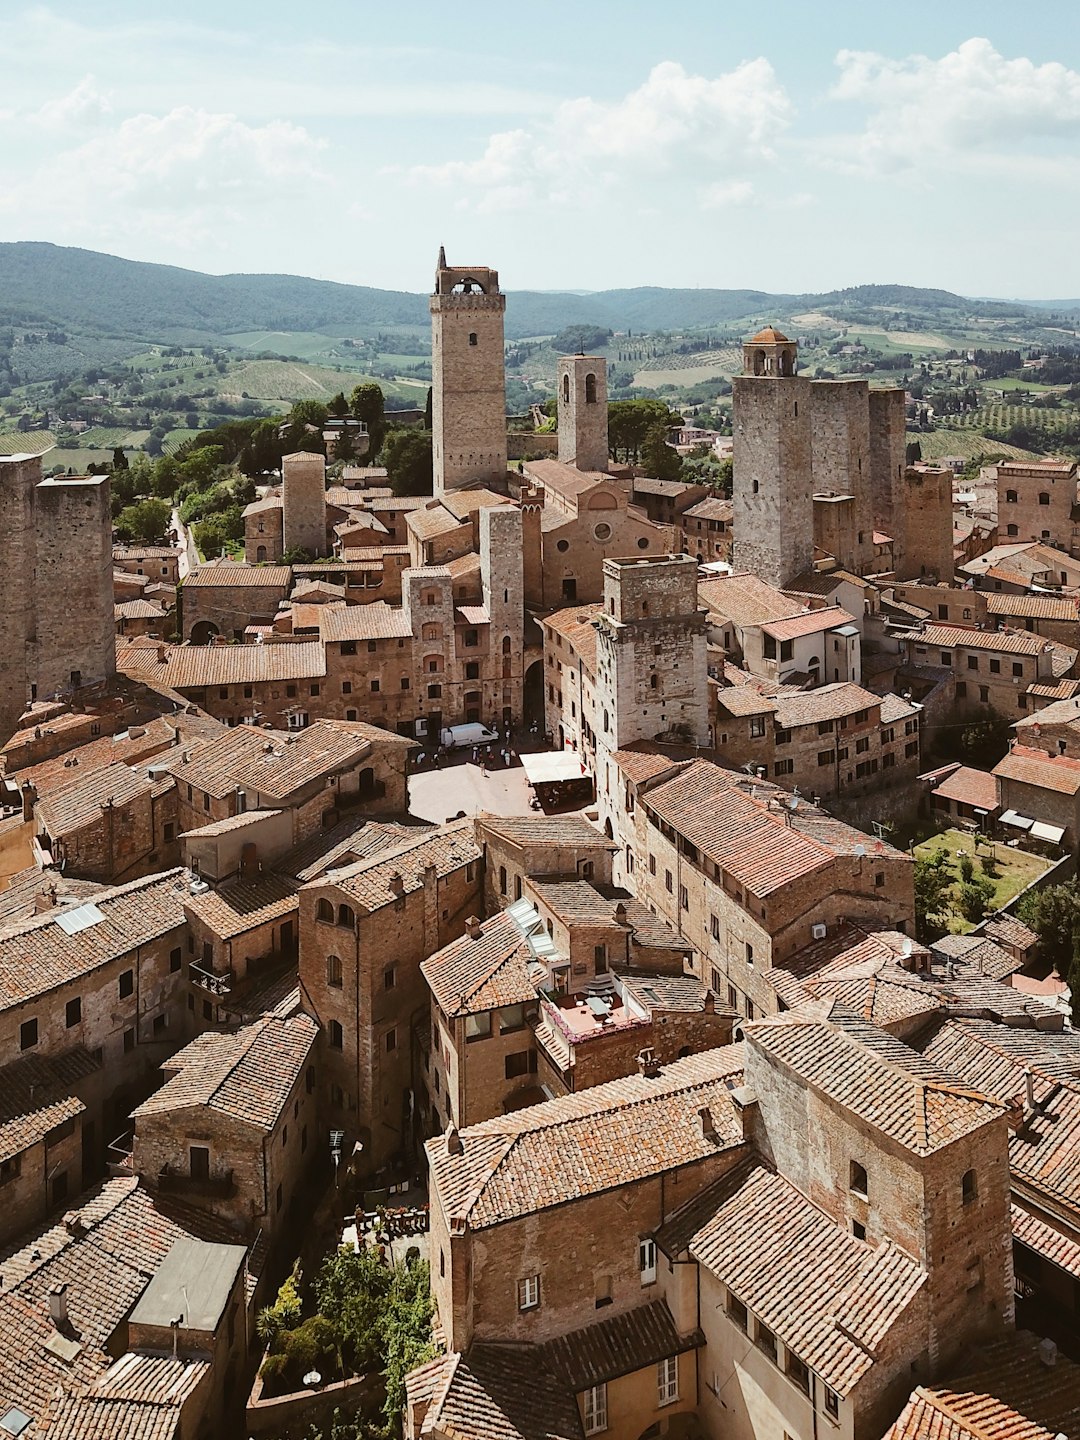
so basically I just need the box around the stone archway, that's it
[523,660,545,730]
[190,620,220,646]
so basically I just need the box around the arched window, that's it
[650,674,658,690]
[256,545,267,562]
[1005,489,1018,504]
[502,636,512,654]
[423,623,440,641]
[327,954,343,988]
[603,709,610,732]
[585,373,597,404]
[1006,524,1019,537]
[962,1169,977,1205]
[337,903,355,929]
[317,898,334,923]
[469,332,478,347]
[850,1161,868,1198]
[562,374,570,403]
[1039,492,1051,506]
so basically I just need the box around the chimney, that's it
[465,915,482,941]
[63,1210,87,1238]
[240,842,259,879]
[614,902,627,924]
[698,1105,718,1142]
[48,1283,69,1329]
[704,991,715,1014]
[1025,1068,1036,1111]
[156,644,166,663]
[390,872,405,898]
[637,1047,660,1079]
[1039,1337,1058,1369]
[445,1126,463,1156]
[21,782,36,823]
[34,885,57,914]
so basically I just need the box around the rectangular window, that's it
[517,1275,540,1311]
[649,855,656,876]
[465,1012,492,1041]
[385,1028,397,1053]
[639,1238,657,1285]
[583,1384,607,1436]
[825,1388,840,1420]
[745,942,754,967]
[787,1353,810,1393]
[749,716,766,738]
[658,1356,679,1406]
[679,885,689,911]
[710,914,721,941]
[505,1050,537,1079]
[1012,662,1024,678]
[727,1293,748,1331]
[65,997,81,1028]
[665,870,673,894]
[152,1012,167,1036]
[119,969,134,999]
[775,728,790,746]
[756,1322,777,1365]
[818,750,834,766]
[967,654,979,670]
[774,758,793,776]
[169,946,182,973]
[500,1003,526,1032]
[20,1018,38,1051]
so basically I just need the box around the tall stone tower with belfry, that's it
[557,354,608,472]
[732,326,813,590]
[429,248,507,495]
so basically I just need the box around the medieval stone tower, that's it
[282,451,327,558]
[430,248,507,495]
[732,327,813,590]
[481,505,525,727]
[869,387,908,572]
[557,355,608,472]
[0,453,115,746]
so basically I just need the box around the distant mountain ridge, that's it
[0,241,1059,347]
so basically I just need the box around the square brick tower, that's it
[732,327,813,589]
[557,355,608,472]
[430,249,507,495]
[282,451,327,558]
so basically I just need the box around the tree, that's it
[350,382,386,458]
[114,497,171,544]
[383,429,433,497]
[381,1259,435,1430]
[914,851,952,940]
[111,446,128,471]
[956,875,995,923]
[1016,882,1080,992]
[641,423,683,482]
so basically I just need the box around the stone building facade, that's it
[557,354,609,473]
[0,455,115,750]
[993,458,1078,552]
[811,379,874,576]
[430,250,508,494]
[868,386,908,567]
[901,466,954,583]
[282,451,328,558]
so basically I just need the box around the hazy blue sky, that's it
[2,1,1079,297]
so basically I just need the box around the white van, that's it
[440,723,500,750]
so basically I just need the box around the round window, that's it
[593,522,612,542]
[637,537,649,550]
[557,539,570,553]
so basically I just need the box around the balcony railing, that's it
[189,964,234,997]
[158,1164,235,1199]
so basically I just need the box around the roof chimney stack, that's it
[465,915,482,940]
[390,872,405,898]
[48,1283,69,1329]
[445,1126,463,1156]
[637,1047,660,1079]
[698,1106,718,1142]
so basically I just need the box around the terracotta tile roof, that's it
[541,604,603,671]
[36,762,151,837]
[1011,1203,1080,1283]
[8,717,182,792]
[179,808,282,839]
[748,1013,1003,1154]
[277,816,421,883]
[456,604,489,626]
[183,871,298,940]
[982,915,1039,953]
[114,546,178,561]
[165,720,373,801]
[714,685,778,717]
[422,912,535,1017]
[426,1046,744,1231]
[134,1013,316,1131]
[447,552,482,580]
[884,1385,1056,1440]
[930,934,1022,981]
[772,682,882,729]
[407,504,468,541]
[905,625,1048,656]
[610,745,684,785]
[114,599,167,620]
[879,692,921,723]
[993,744,1080,796]
[0,1047,98,1163]
[326,822,480,913]
[687,1163,924,1394]
[760,606,857,641]
[319,602,414,642]
[1048,642,1079,677]
[698,573,798,628]
[919,1019,1080,1103]
[620,973,718,1012]
[524,457,612,502]
[417,1343,584,1440]
[117,640,327,687]
[986,593,1080,621]
[683,496,732,522]
[0,871,105,932]
[1026,679,1080,701]
[45,1350,210,1440]
[475,813,615,852]
[932,765,999,810]
[182,561,291,588]
[541,1299,701,1392]
[643,760,834,897]
[0,869,188,1013]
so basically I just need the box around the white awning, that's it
[1030,820,1067,845]
[999,809,1034,831]
[520,751,588,785]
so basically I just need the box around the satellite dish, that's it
[853,844,866,857]
[902,938,913,957]
[789,795,799,810]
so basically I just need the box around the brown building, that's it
[678,495,733,563]
[896,623,1077,722]
[992,743,1080,848]
[992,458,1079,553]
[181,561,293,643]
[299,822,483,1175]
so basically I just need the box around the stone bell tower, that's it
[557,355,608,473]
[732,326,813,589]
[430,248,508,495]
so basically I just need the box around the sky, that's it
[1,0,1080,299]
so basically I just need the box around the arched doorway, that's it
[190,620,220,645]
[523,660,545,731]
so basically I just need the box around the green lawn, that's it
[914,827,1053,932]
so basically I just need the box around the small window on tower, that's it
[469,332,478,347]
[585,373,597,404]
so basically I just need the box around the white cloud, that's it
[0,106,330,255]
[33,75,113,131]
[825,37,1080,174]
[407,59,793,211]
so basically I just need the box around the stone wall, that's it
[282,453,328,558]
[810,379,873,574]
[431,285,508,494]
[869,387,908,567]
[732,375,813,589]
